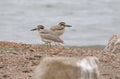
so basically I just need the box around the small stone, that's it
[22,68,32,73]
[28,75,32,77]
[26,57,36,60]
[3,75,9,78]
[29,49,35,52]
[0,65,4,69]
[34,55,42,59]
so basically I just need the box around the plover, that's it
[31,25,64,47]
[50,22,72,37]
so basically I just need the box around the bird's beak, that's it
[31,28,37,31]
[65,25,72,27]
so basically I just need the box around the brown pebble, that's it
[3,75,9,78]
[34,55,42,59]
[29,49,35,52]
[22,68,32,73]
[0,65,4,69]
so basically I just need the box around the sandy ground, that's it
[0,41,120,79]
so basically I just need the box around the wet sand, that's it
[0,41,120,79]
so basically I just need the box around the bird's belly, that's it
[42,39,51,43]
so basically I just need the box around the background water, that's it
[0,0,120,46]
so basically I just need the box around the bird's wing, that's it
[40,34,64,43]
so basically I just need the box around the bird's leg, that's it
[54,42,58,46]
[45,42,49,52]
[49,42,52,47]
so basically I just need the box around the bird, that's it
[31,25,64,47]
[50,22,72,37]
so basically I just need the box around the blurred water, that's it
[0,0,120,46]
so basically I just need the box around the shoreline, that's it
[0,41,105,50]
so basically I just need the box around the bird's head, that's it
[59,22,72,27]
[31,25,44,31]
